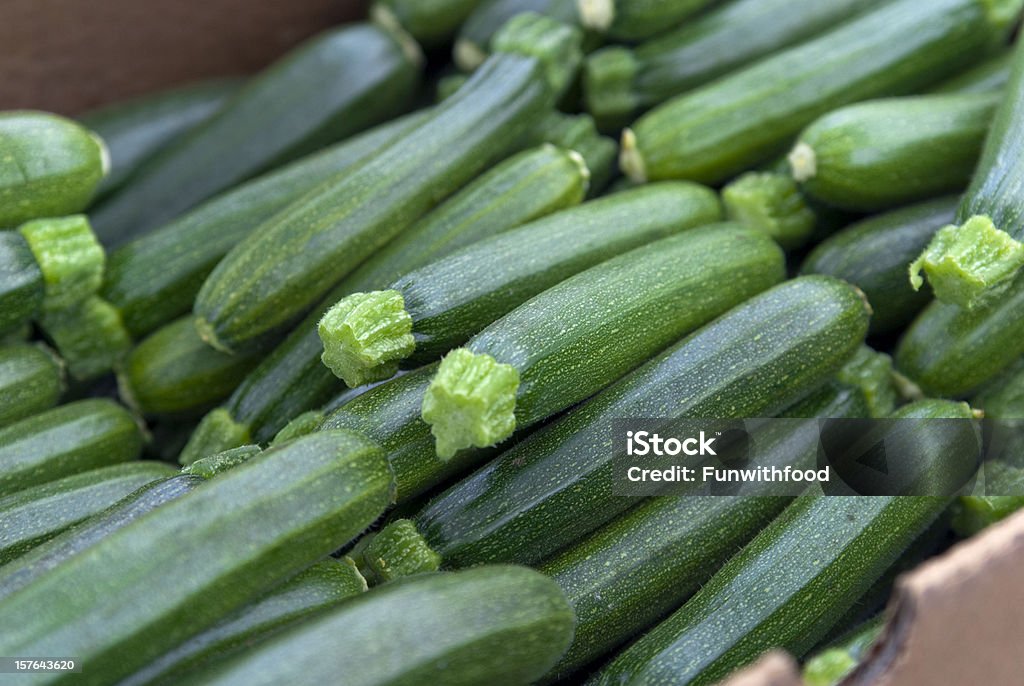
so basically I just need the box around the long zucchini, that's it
[802,196,959,334]
[420,223,785,458]
[619,0,1017,185]
[0,343,63,428]
[0,430,393,686]
[0,111,108,228]
[317,182,721,388]
[90,23,421,245]
[364,276,869,579]
[576,0,718,41]
[0,398,144,497]
[193,15,582,353]
[176,566,573,686]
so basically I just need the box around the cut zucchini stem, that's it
[18,215,105,312]
[583,46,640,130]
[453,38,487,72]
[318,290,416,388]
[421,348,520,460]
[364,519,442,583]
[788,141,818,183]
[909,214,1024,309]
[39,296,132,381]
[578,0,614,31]
[722,172,816,249]
[619,128,647,182]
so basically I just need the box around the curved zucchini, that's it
[0,398,144,497]
[802,196,959,334]
[372,0,481,47]
[420,224,785,458]
[91,23,421,245]
[454,0,580,70]
[0,430,393,686]
[194,15,581,353]
[365,276,870,579]
[790,92,999,211]
[0,111,107,228]
[576,0,717,41]
[318,182,721,388]
[620,0,1017,185]
[0,343,63,428]
[0,461,176,564]
[176,566,573,686]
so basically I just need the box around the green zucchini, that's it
[789,92,999,211]
[620,0,1017,185]
[317,182,720,388]
[182,446,263,479]
[0,474,204,601]
[0,461,176,565]
[80,79,241,200]
[576,0,718,41]
[454,0,580,70]
[803,618,884,686]
[721,172,817,249]
[90,23,421,246]
[802,196,958,334]
[101,110,430,339]
[119,316,264,417]
[0,398,144,497]
[194,15,581,353]
[0,430,392,686]
[523,111,618,196]
[39,295,133,381]
[420,223,785,458]
[176,566,573,686]
[909,39,1024,309]
[119,558,366,686]
[0,343,63,427]
[372,0,482,47]
[933,50,1013,93]
[364,276,869,579]
[836,346,898,418]
[0,232,44,334]
[583,0,885,129]
[0,111,108,228]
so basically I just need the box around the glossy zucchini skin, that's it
[409,276,869,570]
[0,343,63,428]
[177,566,574,686]
[373,0,481,47]
[622,0,1016,184]
[0,461,176,565]
[0,430,393,686]
[80,79,241,200]
[0,474,204,602]
[0,232,44,334]
[0,111,108,228]
[0,398,144,497]
[101,111,429,339]
[792,92,999,211]
[90,24,420,245]
[802,196,959,334]
[119,558,366,686]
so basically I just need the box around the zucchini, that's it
[182,445,263,479]
[176,566,573,686]
[789,92,1000,211]
[0,343,63,427]
[101,110,430,339]
[318,182,721,388]
[80,79,241,200]
[0,398,144,497]
[0,461,176,564]
[90,23,421,245]
[583,0,885,129]
[0,474,204,601]
[119,558,366,686]
[620,0,1017,185]
[39,295,134,381]
[364,276,870,578]
[119,316,264,417]
[193,15,582,353]
[0,430,393,686]
[910,39,1024,309]
[0,111,108,228]
[802,196,958,334]
[576,0,718,41]
[803,618,884,686]
[721,172,817,249]
[419,223,785,458]
[934,50,1013,93]
[372,0,482,47]
[454,0,580,70]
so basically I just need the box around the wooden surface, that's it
[0,0,368,115]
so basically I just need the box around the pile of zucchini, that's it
[3,0,1024,683]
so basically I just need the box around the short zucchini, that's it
[0,343,63,428]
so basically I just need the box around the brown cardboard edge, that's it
[715,652,803,686]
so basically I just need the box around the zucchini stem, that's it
[421,348,520,459]
[453,39,487,72]
[619,128,647,182]
[318,290,416,388]
[722,172,816,250]
[578,0,614,31]
[18,215,105,312]
[788,142,817,183]
[363,519,441,583]
[40,296,132,381]
[178,408,251,466]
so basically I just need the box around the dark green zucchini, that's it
[39,295,134,381]
[176,566,573,686]
[0,430,393,686]
[0,343,63,428]
[317,182,721,388]
[802,196,958,334]
[620,0,1016,185]
[0,398,144,497]
[577,0,718,41]
[372,0,482,47]
[721,172,817,249]
[90,23,421,245]
[933,50,1013,93]
[419,224,784,458]
[193,15,581,353]
[454,0,580,70]
[364,276,869,579]
[0,461,176,564]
